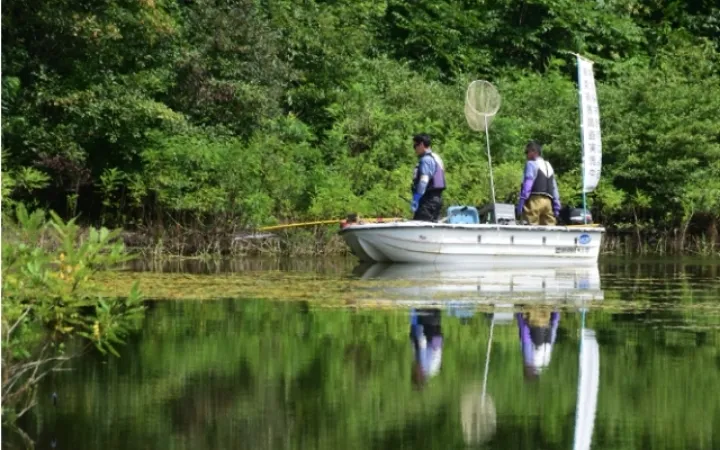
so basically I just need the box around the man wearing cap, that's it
[516,141,561,225]
[410,134,446,222]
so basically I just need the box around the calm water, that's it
[14,258,720,449]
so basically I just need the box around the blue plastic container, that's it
[446,206,480,224]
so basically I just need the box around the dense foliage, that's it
[3,0,719,250]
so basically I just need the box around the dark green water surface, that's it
[17,258,720,449]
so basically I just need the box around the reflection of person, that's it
[410,308,443,388]
[516,309,560,380]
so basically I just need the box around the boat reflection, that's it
[398,291,599,448]
[354,263,604,305]
[452,308,599,449]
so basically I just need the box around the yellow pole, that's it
[258,217,404,232]
[258,219,342,231]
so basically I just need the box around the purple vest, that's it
[413,152,446,193]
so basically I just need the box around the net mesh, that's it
[464,80,501,132]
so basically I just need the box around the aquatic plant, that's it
[1,205,145,443]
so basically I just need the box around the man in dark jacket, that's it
[411,134,446,222]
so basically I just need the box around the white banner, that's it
[577,56,602,193]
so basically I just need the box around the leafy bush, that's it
[1,205,145,431]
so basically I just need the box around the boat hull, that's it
[340,222,604,265]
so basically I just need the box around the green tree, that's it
[168,0,293,136]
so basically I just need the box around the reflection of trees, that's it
[167,369,295,450]
[168,369,249,433]
[30,300,720,450]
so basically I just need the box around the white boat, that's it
[340,55,605,267]
[341,56,605,265]
[341,221,604,265]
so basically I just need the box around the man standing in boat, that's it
[411,134,446,222]
[517,141,561,225]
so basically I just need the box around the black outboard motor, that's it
[559,206,592,225]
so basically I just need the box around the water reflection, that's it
[573,315,600,450]
[461,382,497,446]
[517,310,560,378]
[8,259,720,450]
[410,309,443,387]
[381,264,604,447]
[406,303,597,448]
[355,263,604,305]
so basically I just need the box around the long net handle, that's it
[484,115,497,205]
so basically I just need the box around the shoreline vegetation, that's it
[4,219,719,259]
[2,0,719,250]
[123,225,717,258]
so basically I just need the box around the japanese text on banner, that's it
[577,56,602,193]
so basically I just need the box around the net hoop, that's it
[464,80,501,132]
